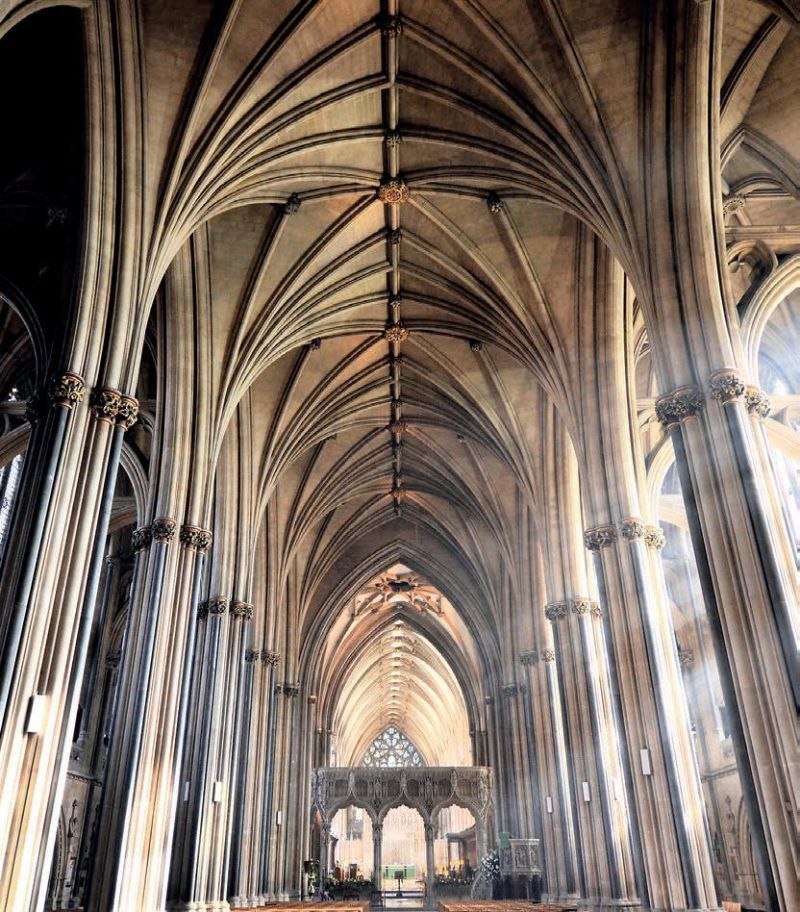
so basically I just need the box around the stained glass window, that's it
[362,727,424,767]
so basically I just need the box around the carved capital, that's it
[655,386,704,428]
[387,228,403,245]
[518,651,537,667]
[180,525,213,552]
[378,176,409,205]
[486,192,504,213]
[619,516,647,541]
[116,395,139,430]
[544,601,568,622]
[231,600,254,620]
[571,597,601,618]
[105,649,121,668]
[281,682,300,697]
[745,385,771,419]
[245,648,260,663]
[90,387,121,424]
[584,524,617,551]
[541,648,556,663]
[49,372,86,409]
[151,517,177,544]
[644,524,666,551]
[131,525,153,552]
[709,369,745,404]
[207,596,228,616]
[262,650,281,666]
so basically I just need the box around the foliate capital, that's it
[745,385,771,419]
[207,596,228,616]
[709,369,745,404]
[571,597,602,618]
[655,386,704,428]
[541,648,556,663]
[619,517,647,541]
[281,682,301,697]
[644,524,666,551]
[231,600,254,620]
[48,372,86,409]
[518,651,537,667]
[180,525,213,552]
[151,517,177,544]
[245,648,260,663]
[387,228,403,245]
[544,601,568,622]
[90,387,121,424]
[678,647,694,669]
[131,525,153,552]
[584,524,617,551]
[262,650,281,666]
[116,395,139,430]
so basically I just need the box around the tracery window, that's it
[362,727,423,768]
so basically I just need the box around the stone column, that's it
[258,653,281,898]
[424,821,436,903]
[319,820,331,896]
[372,821,383,891]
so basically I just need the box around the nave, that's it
[0,1,798,911]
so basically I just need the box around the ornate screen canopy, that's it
[361,727,423,768]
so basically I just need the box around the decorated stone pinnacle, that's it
[541,648,556,663]
[151,517,177,544]
[655,386,704,427]
[116,395,139,430]
[231,600,254,620]
[709,369,745,403]
[48,372,86,409]
[745,385,771,419]
[486,192,504,213]
[90,387,121,423]
[284,193,301,214]
[469,339,484,352]
[378,176,410,205]
[377,14,403,37]
[584,524,617,551]
[518,651,537,667]
[544,601,568,622]
[207,596,228,615]
[131,525,153,552]
[619,517,647,541]
[384,323,409,343]
[180,525,213,552]
[644,525,666,551]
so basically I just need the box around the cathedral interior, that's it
[0,1,798,911]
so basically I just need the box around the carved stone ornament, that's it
[90,387,121,423]
[389,418,408,435]
[231,600,254,620]
[24,390,46,425]
[388,228,403,245]
[619,517,647,541]
[644,525,666,551]
[384,323,409,343]
[245,648,260,663]
[151,517,177,544]
[131,525,153,552]
[518,651,537,667]
[709,369,745,403]
[116,395,139,430]
[48,372,86,409]
[207,596,228,615]
[722,195,746,216]
[655,386,704,428]
[281,682,301,697]
[678,647,695,669]
[262,650,281,666]
[502,683,520,698]
[284,193,301,214]
[197,603,209,621]
[486,192,504,213]
[544,601,568,622]
[584,524,617,551]
[571,597,602,618]
[469,339,484,352]
[377,14,403,37]
[385,130,401,147]
[378,176,410,205]
[179,525,213,552]
[745,385,771,419]
[541,648,556,663]
[105,649,122,668]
